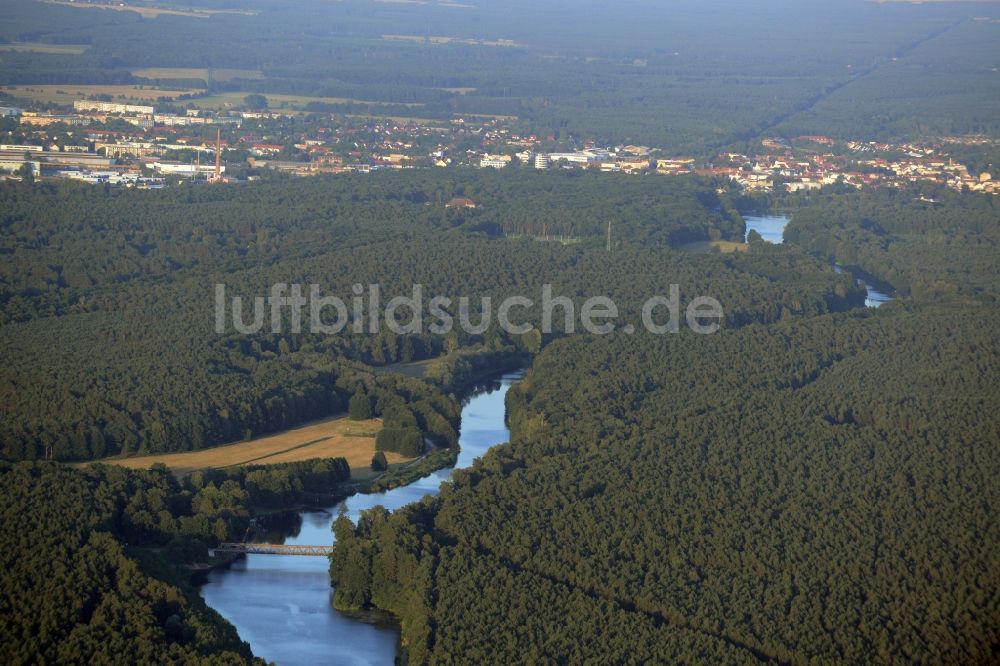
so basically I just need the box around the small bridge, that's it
[215,542,334,557]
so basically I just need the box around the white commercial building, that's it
[546,150,611,164]
[74,100,154,115]
[0,144,43,152]
[0,159,40,176]
[479,154,511,169]
[147,161,226,177]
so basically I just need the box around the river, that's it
[199,371,524,666]
[743,214,893,307]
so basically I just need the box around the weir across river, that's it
[214,543,334,556]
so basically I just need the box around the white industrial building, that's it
[74,100,154,115]
[147,161,226,177]
[479,154,511,169]
[0,159,40,176]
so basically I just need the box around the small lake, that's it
[744,214,893,308]
[199,371,524,666]
[743,214,789,244]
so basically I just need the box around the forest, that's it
[332,302,1000,664]
[1,1,999,659]
[0,155,995,666]
[325,178,1000,663]
[0,447,382,662]
[0,173,864,462]
[0,462,253,664]
[783,186,1000,301]
[0,142,995,664]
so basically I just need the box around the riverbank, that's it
[833,263,896,299]
[186,552,243,583]
[363,448,458,493]
[743,213,895,308]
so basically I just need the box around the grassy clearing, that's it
[678,240,749,254]
[0,42,89,54]
[373,357,441,379]
[98,416,407,479]
[189,91,425,111]
[345,113,441,124]
[9,84,201,105]
[454,112,519,121]
[131,67,263,82]
[7,86,425,112]
[348,110,518,124]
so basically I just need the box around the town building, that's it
[0,158,40,176]
[73,100,154,115]
[0,144,43,152]
[146,161,226,177]
[19,113,90,127]
[479,154,511,169]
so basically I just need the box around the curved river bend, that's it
[200,371,524,665]
[743,214,893,307]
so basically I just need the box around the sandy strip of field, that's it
[382,34,519,47]
[9,84,202,105]
[188,91,426,110]
[131,68,263,82]
[678,240,749,254]
[39,0,257,19]
[0,42,89,54]
[101,416,406,478]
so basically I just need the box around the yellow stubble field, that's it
[100,416,409,480]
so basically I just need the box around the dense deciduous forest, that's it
[1,156,997,665]
[325,176,1000,663]
[0,173,863,461]
[0,450,372,662]
[784,186,1000,300]
[332,303,1000,663]
[0,171,742,319]
[0,462,259,664]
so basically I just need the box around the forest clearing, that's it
[99,416,404,479]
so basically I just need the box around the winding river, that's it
[199,371,523,665]
[199,217,880,663]
[743,214,893,307]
